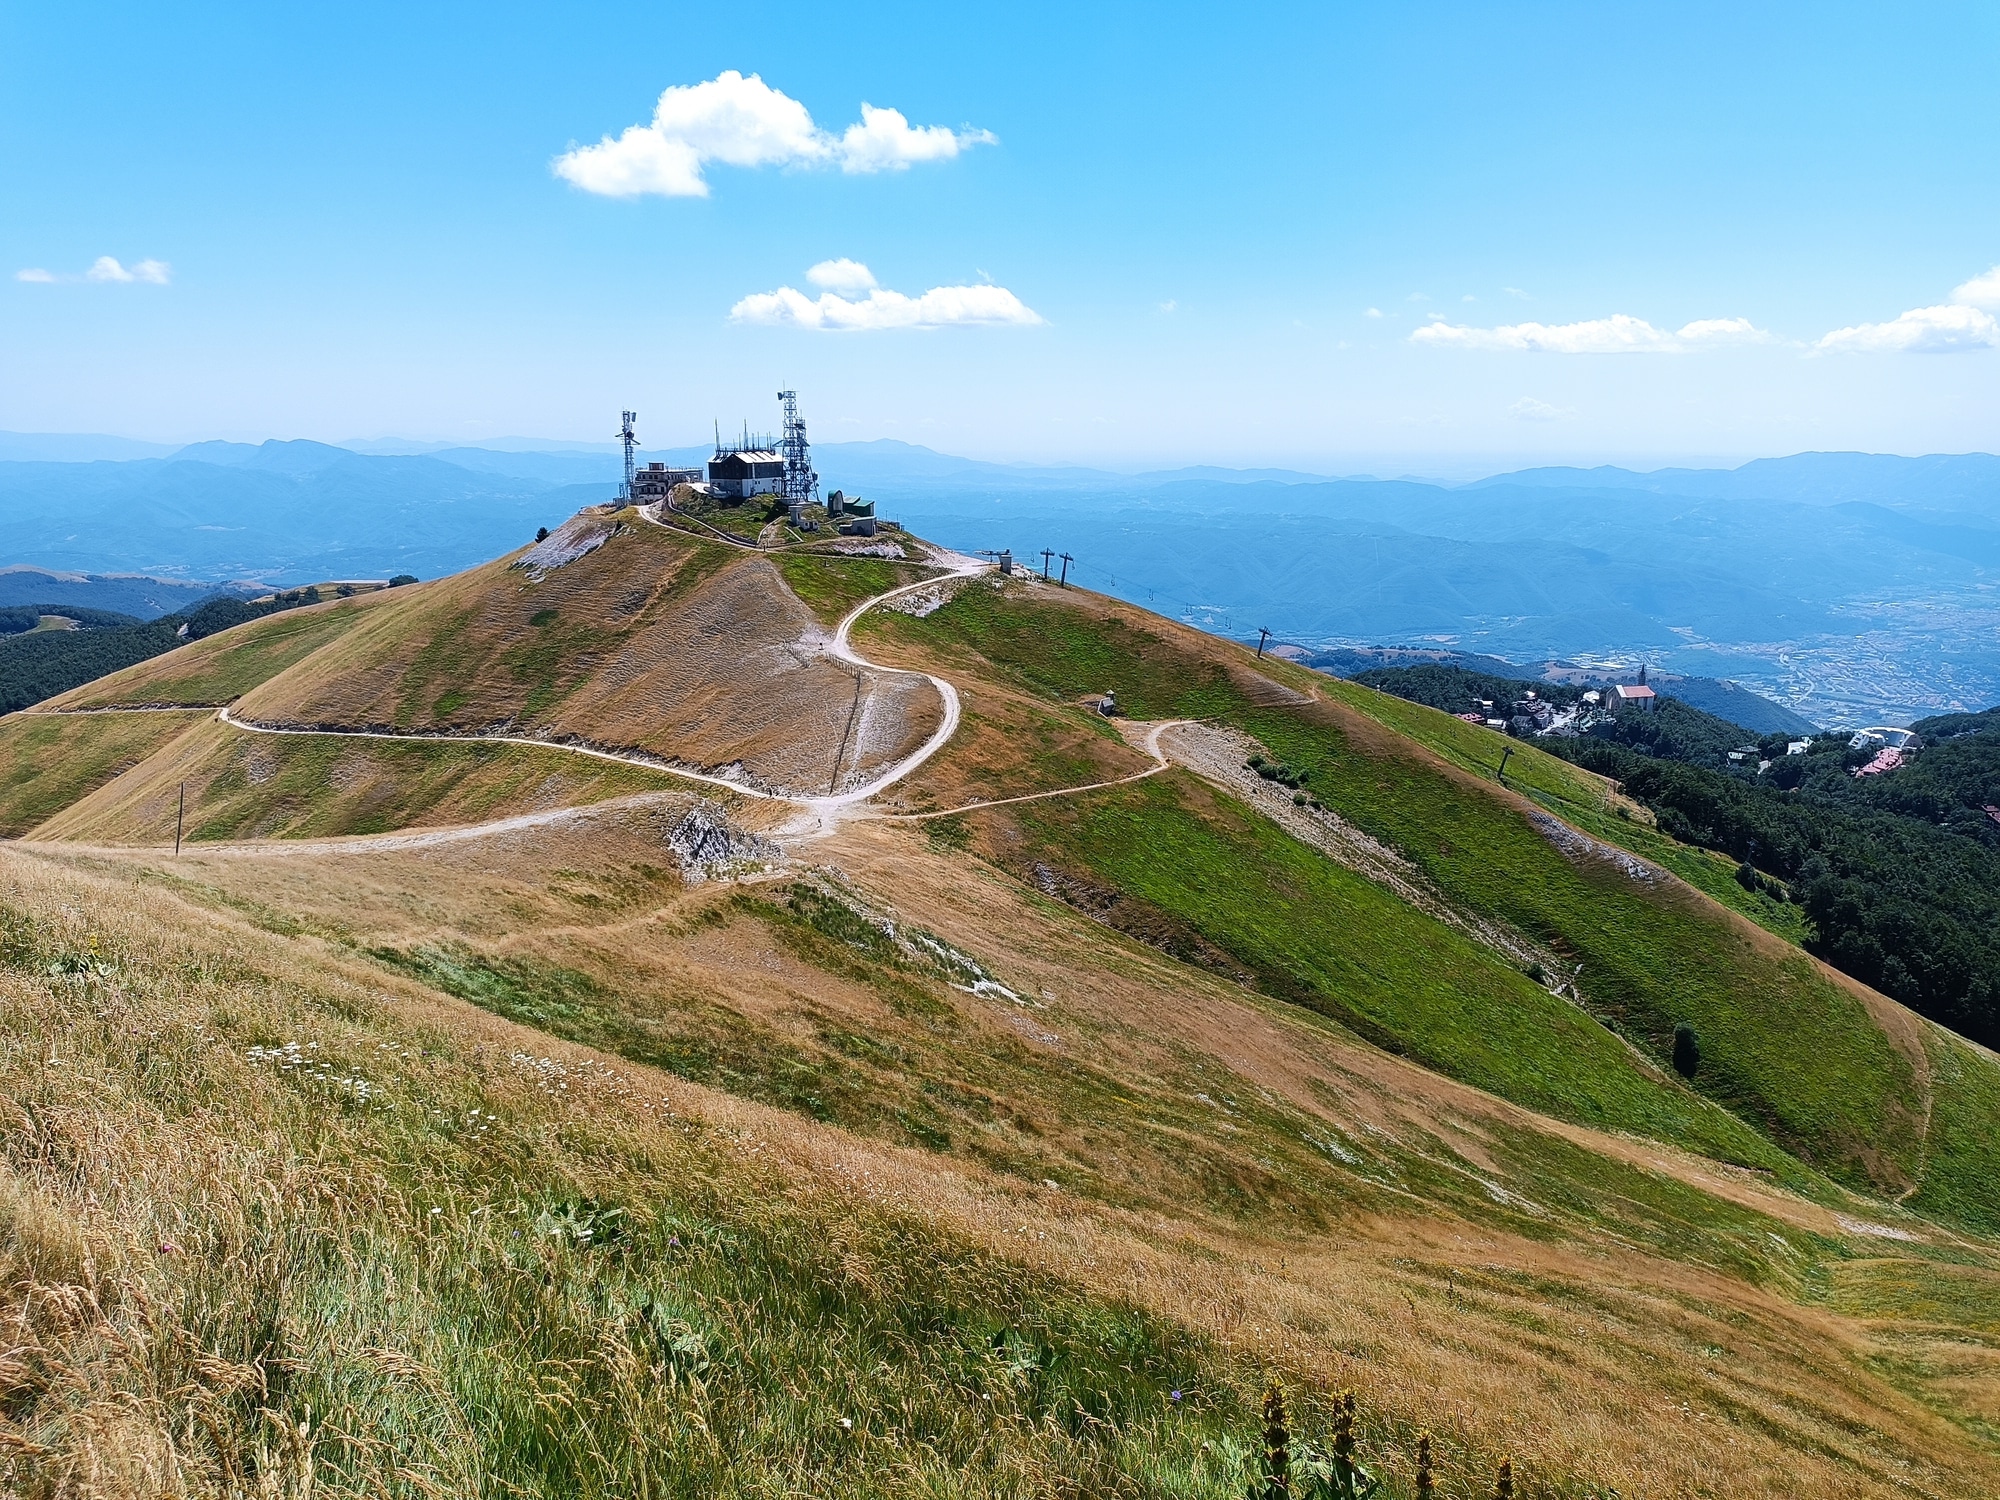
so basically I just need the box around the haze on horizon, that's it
[3,2,1997,470]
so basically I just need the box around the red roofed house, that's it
[1854,747,1905,778]
[1613,683,1657,711]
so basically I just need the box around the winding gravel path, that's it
[18,539,1213,856]
[21,547,997,851]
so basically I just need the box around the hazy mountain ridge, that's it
[2,438,1996,722]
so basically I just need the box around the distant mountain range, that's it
[1,434,1995,724]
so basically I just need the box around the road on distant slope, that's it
[876,717,1190,822]
[214,705,788,802]
[18,543,1184,852]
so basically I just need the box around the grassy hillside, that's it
[0,708,208,835]
[15,773,2000,1496]
[34,716,676,845]
[50,592,392,709]
[0,853,1290,1497]
[771,551,934,627]
[860,578,1958,1210]
[234,517,941,797]
[1009,769,1791,1173]
[9,530,2000,1495]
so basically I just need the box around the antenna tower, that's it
[617,410,638,506]
[777,388,819,507]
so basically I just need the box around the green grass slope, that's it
[862,580,1962,1211]
[1011,770,1792,1174]
[771,551,935,627]
[1320,682,1810,941]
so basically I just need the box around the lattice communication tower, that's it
[617,410,638,505]
[777,389,818,506]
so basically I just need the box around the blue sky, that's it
[3,1,1997,470]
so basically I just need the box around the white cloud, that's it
[1950,265,2000,310]
[1157,298,1177,313]
[837,104,993,174]
[1412,312,1766,353]
[1363,306,1383,318]
[18,256,170,285]
[1461,293,1476,303]
[84,256,171,284]
[730,273,1042,331]
[1816,302,1999,354]
[1510,396,1575,422]
[1675,317,1764,344]
[806,258,878,293]
[1503,286,1530,298]
[554,70,993,198]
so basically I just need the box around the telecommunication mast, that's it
[777,389,818,507]
[617,410,639,506]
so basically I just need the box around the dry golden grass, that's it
[7,536,2000,1494]
[47,594,396,711]
[23,809,1996,1498]
[0,710,208,837]
[29,714,679,847]
[235,518,940,796]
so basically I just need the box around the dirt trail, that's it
[876,717,1189,822]
[27,553,988,855]
[25,790,695,860]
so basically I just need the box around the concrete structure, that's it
[630,462,702,502]
[1851,726,1920,752]
[706,448,785,499]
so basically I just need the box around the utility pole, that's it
[1058,552,1073,587]
[175,781,184,855]
[1497,747,1513,781]
[1040,548,1054,579]
[1256,627,1271,658]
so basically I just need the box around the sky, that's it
[3,1,1998,472]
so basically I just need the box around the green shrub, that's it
[1673,1022,1700,1079]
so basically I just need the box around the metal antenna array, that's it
[617,410,639,506]
[777,388,818,506]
